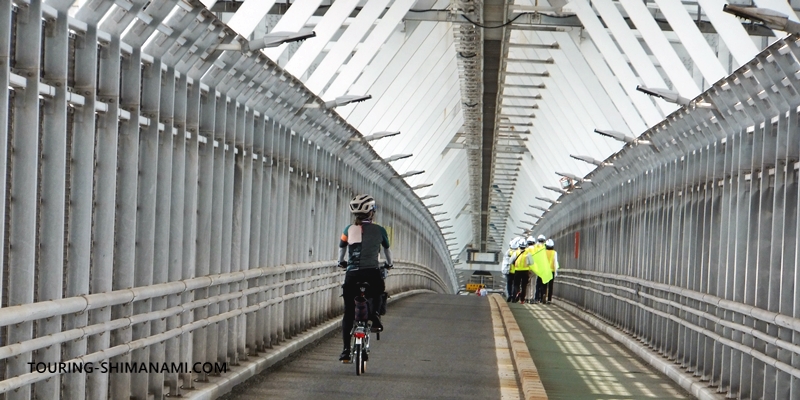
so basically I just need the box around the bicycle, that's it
[348,282,378,375]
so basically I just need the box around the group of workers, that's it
[501,235,560,304]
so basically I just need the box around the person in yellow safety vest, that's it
[511,236,535,303]
[542,239,560,304]
[502,237,523,302]
[528,235,553,303]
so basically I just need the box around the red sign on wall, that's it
[574,232,580,259]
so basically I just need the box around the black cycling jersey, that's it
[339,221,390,270]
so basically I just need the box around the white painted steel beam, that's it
[694,0,760,66]
[650,0,727,84]
[321,0,418,100]
[591,0,677,115]
[262,0,324,62]
[226,0,278,38]
[617,0,700,97]
[559,30,648,134]
[305,0,389,93]
[569,0,667,125]
[283,0,360,77]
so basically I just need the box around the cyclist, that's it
[337,194,392,362]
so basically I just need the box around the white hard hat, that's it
[537,234,546,243]
[545,239,554,248]
[526,236,535,244]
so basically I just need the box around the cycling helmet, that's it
[537,234,546,243]
[545,239,554,249]
[349,194,376,214]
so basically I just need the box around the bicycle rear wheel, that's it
[354,343,362,375]
[360,347,367,373]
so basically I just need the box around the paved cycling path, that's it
[223,293,503,400]
[510,302,696,400]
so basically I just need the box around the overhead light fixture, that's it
[570,154,614,167]
[636,86,690,106]
[555,171,591,183]
[722,5,800,33]
[304,94,372,109]
[412,183,433,190]
[443,232,455,236]
[502,104,539,109]
[508,42,560,49]
[398,170,425,178]
[544,185,568,195]
[427,203,443,208]
[524,212,541,218]
[440,225,453,229]
[436,218,451,223]
[215,30,316,52]
[498,113,536,119]
[497,130,531,135]
[504,83,546,89]
[506,57,554,64]
[638,86,717,110]
[530,205,549,213]
[505,71,550,78]
[431,211,446,216]
[520,220,534,225]
[419,194,439,200]
[501,94,543,100]
[372,153,412,163]
[535,196,559,204]
[348,131,400,142]
[594,129,652,146]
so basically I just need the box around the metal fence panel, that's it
[540,35,800,399]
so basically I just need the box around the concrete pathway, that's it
[511,302,694,400]
[223,293,503,400]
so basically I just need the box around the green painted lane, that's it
[510,303,694,400]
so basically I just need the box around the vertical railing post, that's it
[165,71,188,396]
[181,78,201,391]
[35,10,68,400]
[130,58,162,400]
[110,47,142,399]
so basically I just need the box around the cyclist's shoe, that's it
[339,348,351,362]
[371,315,384,332]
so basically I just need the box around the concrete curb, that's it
[185,289,435,399]
[558,300,725,400]
[489,294,548,400]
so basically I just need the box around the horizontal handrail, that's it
[559,280,800,380]
[0,260,442,328]
[560,269,800,331]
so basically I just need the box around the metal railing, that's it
[539,35,800,399]
[0,1,456,399]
